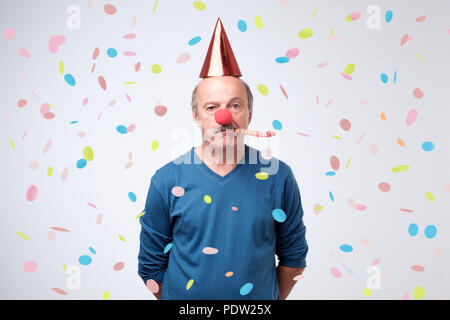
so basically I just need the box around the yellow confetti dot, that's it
[364,288,372,296]
[151,64,162,74]
[118,235,126,242]
[257,84,269,96]
[332,135,342,139]
[425,192,435,202]
[412,286,425,300]
[298,28,314,39]
[16,231,29,240]
[47,166,53,177]
[136,211,146,219]
[102,291,110,300]
[153,0,158,13]
[123,82,136,84]
[255,16,263,29]
[312,8,318,18]
[416,54,423,62]
[186,279,194,290]
[345,14,352,22]
[193,1,206,11]
[255,172,269,180]
[9,138,15,150]
[204,195,212,204]
[344,63,355,75]
[59,61,64,75]
[62,263,67,272]
[345,156,352,170]
[83,146,94,161]
[225,271,234,277]
[151,140,159,150]
[392,164,410,172]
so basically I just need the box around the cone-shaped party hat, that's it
[199,17,242,78]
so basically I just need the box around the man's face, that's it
[193,76,252,152]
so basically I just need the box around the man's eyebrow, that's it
[203,96,243,107]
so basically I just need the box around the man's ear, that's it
[248,109,252,125]
[193,111,201,128]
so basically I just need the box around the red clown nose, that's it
[214,108,232,125]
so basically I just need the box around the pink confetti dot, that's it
[356,203,366,211]
[43,139,52,154]
[202,247,219,255]
[413,88,423,99]
[317,61,329,68]
[371,258,381,265]
[4,27,15,40]
[50,227,70,232]
[406,109,418,126]
[113,262,125,271]
[347,198,357,209]
[48,231,55,240]
[330,267,342,279]
[82,97,88,106]
[127,124,136,132]
[285,48,299,59]
[369,144,379,155]
[30,161,39,170]
[123,33,136,39]
[360,238,370,247]
[104,3,117,15]
[411,264,425,272]
[123,51,136,56]
[125,93,132,103]
[52,288,68,295]
[17,99,27,108]
[415,16,426,22]
[231,206,238,211]
[43,112,55,119]
[340,72,352,80]
[279,84,288,100]
[176,53,190,64]
[96,214,103,225]
[92,47,100,60]
[400,33,410,46]
[154,105,167,116]
[443,183,450,193]
[339,119,351,131]
[330,155,340,171]
[61,166,69,182]
[98,76,107,90]
[40,103,50,116]
[349,12,360,21]
[26,185,38,202]
[18,48,30,58]
[402,293,410,300]
[171,186,185,197]
[378,182,391,192]
[48,35,66,53]
[135,62,141,72]
[24,261,38,273]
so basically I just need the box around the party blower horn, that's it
[200,17,277,138]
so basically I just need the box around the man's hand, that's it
[276,265,305,300]
[153,282,163,300]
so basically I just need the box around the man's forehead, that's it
[198,77,246,99]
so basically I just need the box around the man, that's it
[138,18,308,300]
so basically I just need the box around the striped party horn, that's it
[233,128,277,137]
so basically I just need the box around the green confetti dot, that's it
[186,279,194,290]
[47,166,53,177]
[344,63,355,75]
[83,146,94,161]
[392,164,410,172]
[118,235,126,242]
[255,172,269,180]
[59,61,64,75]
[412,286,425,300]
[298,28,314,39]
[151,64,162,74]
[102,291,110,300]
[257,84,269,96]
[204,195,212,204]
[255,16,263,29]
[151,140,159,150]
[363,288,372,296]
[193,1,206,11]
[425,192,435,202]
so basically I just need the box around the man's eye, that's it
[232,104,240,109]
[207,106,215,111]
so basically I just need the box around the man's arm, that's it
[138,172,172,298]
[277,265,305,300]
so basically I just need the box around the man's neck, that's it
[195,142,246,173]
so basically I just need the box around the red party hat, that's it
[199,17,242,78]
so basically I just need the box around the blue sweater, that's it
[138,144,308,299]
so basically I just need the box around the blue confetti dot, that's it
[422,141,435,152]
[116,125,128,134]
[385,10,393,23]
[325,171,336,176]
[76,158,87,169]
[275,57,289,64]
[424,225,437,239]
[128,191,136,202]
[237,19,247,32]
[64,74,76,86]
[272,120,282,130]
[272,208,286,223]
[79,255,92,266]
[380,73,388,83]
[340,244,353,253]
[107,48,117,57]
[164,243,173,254]
[188,36,201,46]
[239,283,253,295]
[393,70,397,84]
[69,121,78,124]
[408,223,419,237]
[329,191,334,202]
[89,246,96,254]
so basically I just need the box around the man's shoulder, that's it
[150,147,192,184]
